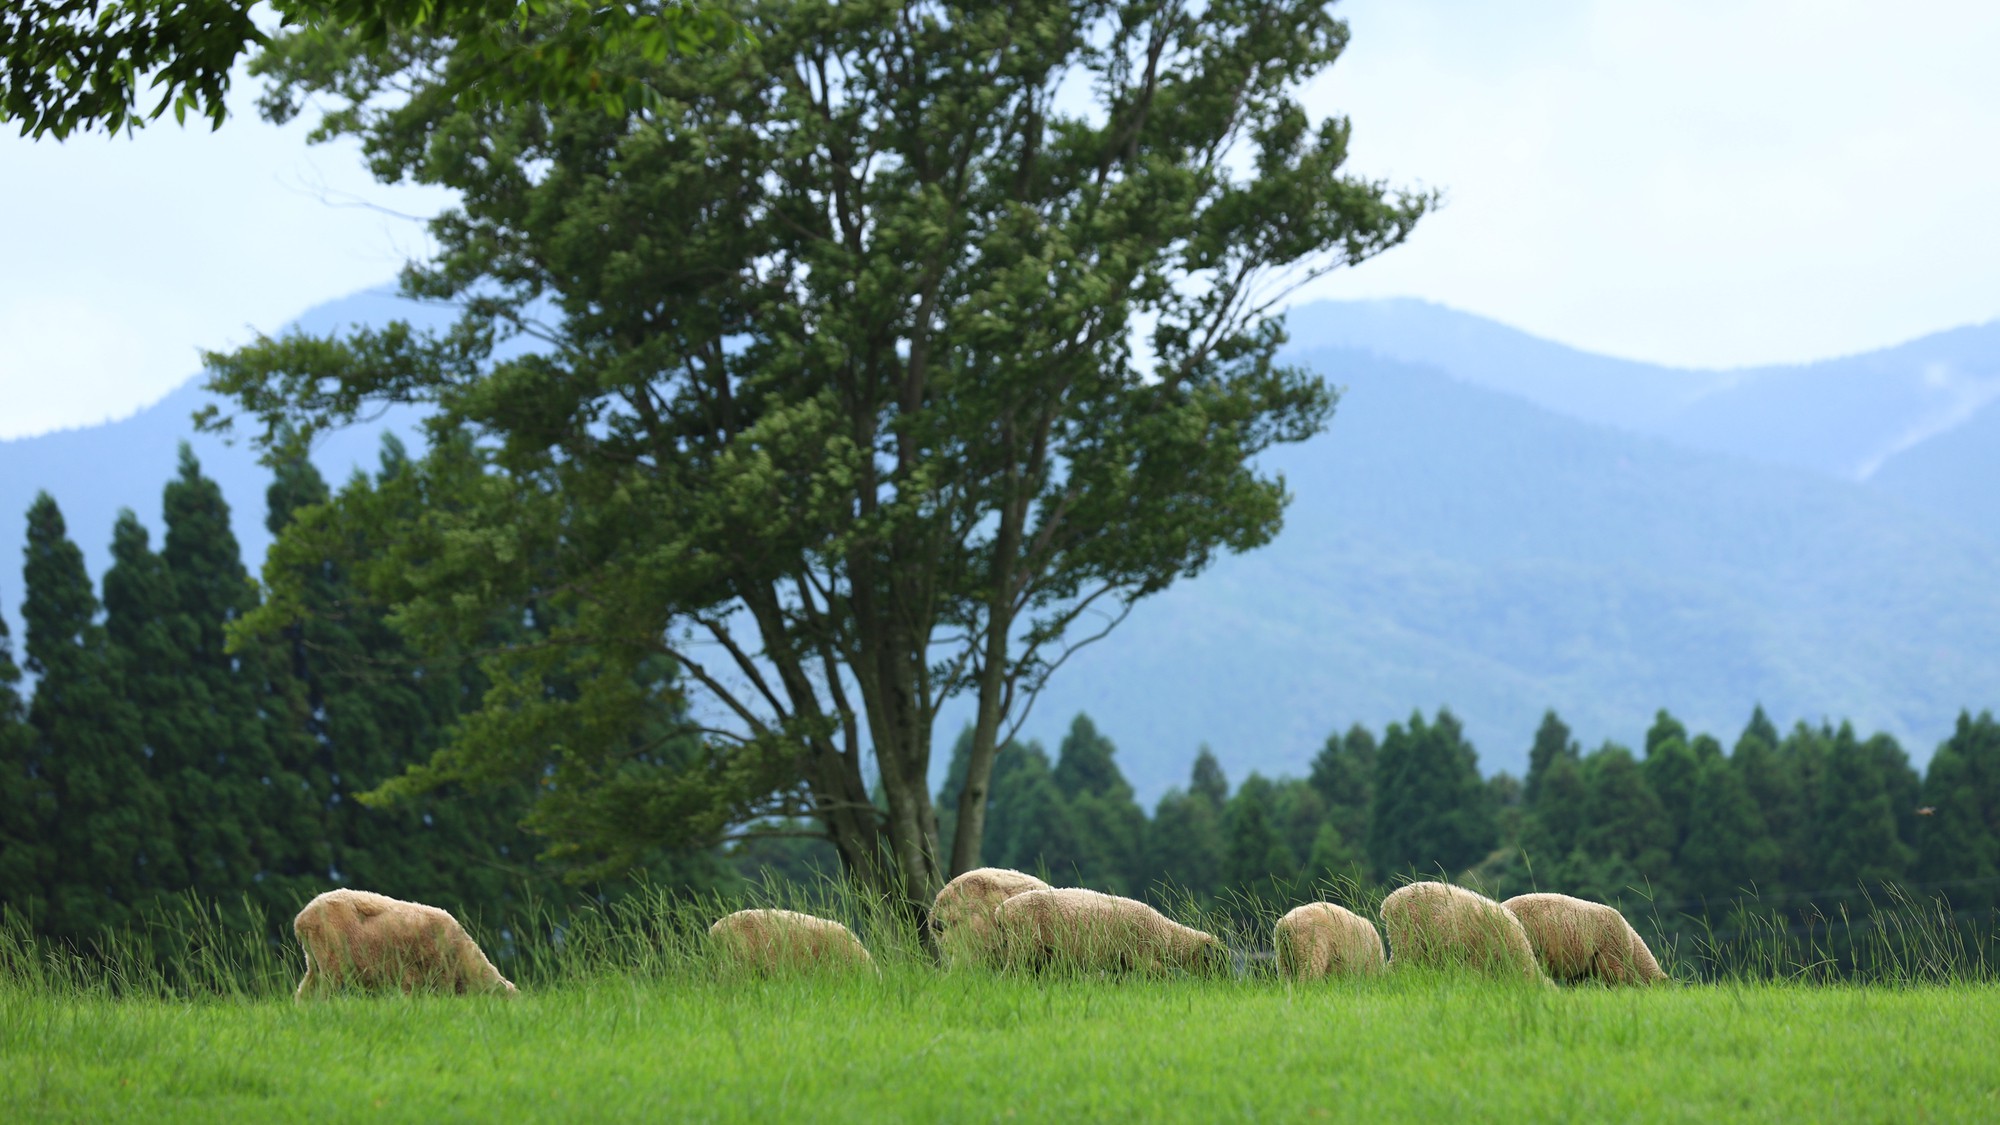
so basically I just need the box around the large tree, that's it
[203,0,1427,908]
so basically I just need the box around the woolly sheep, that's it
[293,888,516,1000]
[1379,881,1545,982]
[1274,902,1386,981]
[708,908,875,972]
[993,887,1223,975]
[930,867,1053,968]
[1501,892,1668,985]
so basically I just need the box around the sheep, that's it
[1379,881,1545,982]
[929,867,1053,968]
[993,887,1223,975]
[1501,892,1668,985]
[293,888,516,1000]
[707,908,875,972]
[1273,902,1386,981]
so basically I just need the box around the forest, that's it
[5,443,1997,955]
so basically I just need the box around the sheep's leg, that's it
[295,960,317,1002]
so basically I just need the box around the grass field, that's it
[6,970,1998,1122]
[4,884,1997,1122]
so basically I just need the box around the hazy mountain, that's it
[1868,396,2000,535]
[6,289,1995,803]
[1289,298,2000,486]
[973,346,2000,798]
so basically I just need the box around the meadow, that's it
[3,885,1997,1122]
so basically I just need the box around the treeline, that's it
[5,446,1998,946]
[940,707,2000,919]
[0,443,610,946]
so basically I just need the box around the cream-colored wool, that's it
[1273,902,1386,981]
[930,867,1053,968]
[1501,893,1667,985]
[707,909,875,972]
[1379,881,1545,982]
[993,887,1221,975]
[293,889,516,1000]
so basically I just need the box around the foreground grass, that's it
[4,970,1996,1122]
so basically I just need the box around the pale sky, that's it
[3,0,1998,440]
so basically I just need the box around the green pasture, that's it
[3,881,1996,1122]
[5,971,1996,1122]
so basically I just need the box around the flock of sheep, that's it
[290,872,1666,999]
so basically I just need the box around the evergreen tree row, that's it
[943,705,2000,918]
[0,443,565,946]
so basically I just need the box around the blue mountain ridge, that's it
[1288,297,2000,492]
[3,288,1995,802]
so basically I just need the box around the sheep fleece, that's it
[1380,881,1545,981]
[993,888,1218,973]
[931,867,1052,967]
[1274,902,1386,981]
[1502,893,1667,984]
[293,888,516,999]
[708,909,874,970]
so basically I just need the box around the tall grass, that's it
[3,873,1995,1001]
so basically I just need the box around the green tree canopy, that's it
[202,0,1428,908]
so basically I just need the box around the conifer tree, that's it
[0,589,51,923]
[1224,774,1297,893]
[1641,711,1701,868]
[1523,710,1580,809]
[1775,722,1832,894]
[1916,712,2000,913]
[1270,779,1330,871]
[1566,743,1671,902]
[1522,750,1589,872]
[1308,725,1375,856]
[100,511,193,897]
[1813,724,1913,891]
[982,740,1073,879]
[1678,750,1776,904]
[1369,710,1496,881]
[1148,750,1230,900]
[22,493,160,937]
[1190,747,1230,809]
[1050,714,1146,893]
[154,447,297,923]
[1732,711,1803,896]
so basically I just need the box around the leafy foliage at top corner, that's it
[0,0,741,139]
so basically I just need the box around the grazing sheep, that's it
[993,887,1222,975]
[1379,881,1545,982]
[1274,902,1386,981]
[930,867,1053,968]
[707,909,874,972]
[293,888,516,1000]
[1502,893,1668,985]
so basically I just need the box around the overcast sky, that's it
[3,0,1997,440]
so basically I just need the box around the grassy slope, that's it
[6,973,1996,1122]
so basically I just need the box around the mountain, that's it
[1288,298,2000,486]
[1868,396,2000,535]
[950,345,2000,799]
[6,289,1996,803]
